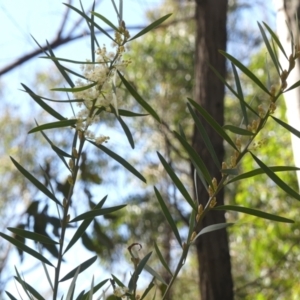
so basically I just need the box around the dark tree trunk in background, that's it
[193,0,234,299]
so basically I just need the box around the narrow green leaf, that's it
[271,116,300,138]
[91,12,119,31]
[250,153,300,201]
[14,277,45,300]
[263,22,288,60]
[129,14,172,41]
[154,242,173,276]
[154,187,182,247]
[7,228,58,245]
[221,168,239,175]
[187,103,221,168]
[89,141,146,183]
[64,3,115,41]
[157,152,196,210]
[193,223,234,242]
[6,292,18,300]
[64,196,107,254]
[118,71,160,122]
[117,115,134,149]
[21,84,65,121]
[187,98,239,151]
[69,205,126,223]
[214,205,294,223]
[66,266,80,300]
[111,274,125,287]
[231,63,249,125]
[283,79,300,93]
[144,264,167,285]
[258,22,280,75]
[46,41,74,88]
[60,256,97,282]
[223,125,254,136]
[173,131,212,185]
[52,82,97,92]
[28,119,77,134]
[219,50,272,96]
[117,109,148,117]
[40,57,106,65]
[14,268,33,300]
[128,252,152,291]
[187,209,196,242]
[82,279,109,300]
[227,166,300,184]
[10,157,62,207]
[140,278,155,300]
[0,233,54,267]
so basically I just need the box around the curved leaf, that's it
[187,103,221,168]
[271,116,300,138]
[10,157,62,207]
[187,98,239,151]
[0,232,54,267]
[118,109,148,117]
[29,119,77,133]
[157,151,196,210]
[60,256,98,282]
[14,277,45,300]
[227,166,300,184]
[154,187,182,247]
[7,228,58,245]
[21,84,65,121]
[118,71,160,122]
[129,14,172,41]
[223,125,254,136]
[214,205,294,223]
[52,82,97,93]
[250,152,300,201]
[91,11,119,31]
[117,115,134,149]
[69,205,126,223]
[193,223,234,242]
[219,50,272,96]
[89,141,146,183]
[154,242,173,276]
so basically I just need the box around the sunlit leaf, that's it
[223,125,254,136]
[250,152,300,201]
[219,50,271,96]
[69,205,126,223]
[214,205,294,223]
[271,116,300,138]
[0,233,54,267]
[28,119,77,133]
[154,187,182,247]
[144,264,167,285]
[7,228,58,245]
[187,98,239,151]
[10,157,62,207]
[157,151,196,210]
[129,14,172,41]
[89,141,146,182]
[227,166,300,184]
[60,256,97,282]
[192,223,234,242]
[118,71,160,122]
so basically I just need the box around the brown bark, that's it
[193,0,234,299]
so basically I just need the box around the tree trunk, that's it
[193,0,234,299]
[275,0,300,191]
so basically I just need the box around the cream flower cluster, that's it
[72,25,131,144]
